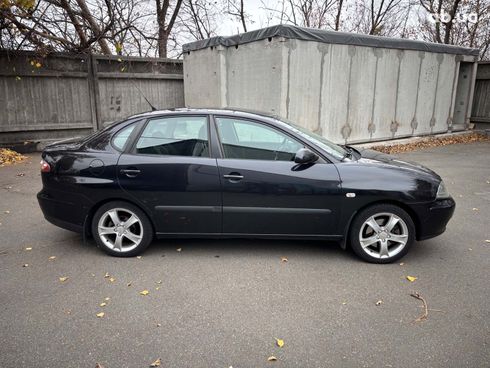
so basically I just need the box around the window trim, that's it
[212,115,328,163]
[128,114,212,158]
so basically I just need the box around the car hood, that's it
[354,147,441,180]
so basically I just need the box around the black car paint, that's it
[38,109,455,246]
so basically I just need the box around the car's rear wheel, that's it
[91,201,153,257]
[349,204,415,264]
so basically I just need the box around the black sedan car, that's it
[37,109,455,263]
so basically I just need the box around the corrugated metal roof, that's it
[183,24,479,56]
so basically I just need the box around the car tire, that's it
[91,201,153,257]
[349,204,415,264]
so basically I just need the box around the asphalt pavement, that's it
[0,142,489,368]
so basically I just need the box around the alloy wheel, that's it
[97,208,143,253]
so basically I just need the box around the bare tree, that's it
[179,0,219,40]
[225,0,249,32]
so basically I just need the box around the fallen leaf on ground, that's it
[406,276,417,282]
[156,280,162,284]
[140,290,149,296]
[342,301,347,305]
[95,363,105,368]
[376,300,383,306]
[472,208,479,211]
[4,210,10,214]
[281,257,288,263]
[104,272,110,278]
[485,240,490,243]
[399,262,405,266]
[468,248,473,251]
[104,297,110,301]
[137,256,142,259]
[155,287,160,291]
[150,358,161,367]
[96,312,105,318]
[127,282,132,287]
[109,277,116,282]
[25,247,32,251]
[176,248,182,252]
[59,276,69,282]
[156,323,161,327]
[100,302,107,307]
[0,148,27,166]
[275,338,284,348]
[22,263,29,267]
[267,356,277,362]
[49,256,56,260]
[16,173,25,177]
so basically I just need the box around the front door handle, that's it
[120,168,141,178]
[223,173,244,182]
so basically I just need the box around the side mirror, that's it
[294,148,319,164]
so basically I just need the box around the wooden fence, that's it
[471,62,490,124]
[0,50,184,145]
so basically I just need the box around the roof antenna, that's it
[130,79,157,111]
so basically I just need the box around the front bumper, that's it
[414,197,456,241]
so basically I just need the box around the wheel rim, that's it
[97,208,143,253]
[358,212,409,259]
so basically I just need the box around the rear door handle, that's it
[223,173,244,181]
[120,168,141,177]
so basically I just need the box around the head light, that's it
[436,181,450,199]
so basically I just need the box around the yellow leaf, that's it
[96,312,105,318]
[399,262,405,266]
[25,247,32,251]
[109,277,116,282]
[120,67,126,72]
[104,272,110,278]
[280,257,288,263]
[275,338,284,348]
[35,62,41,68]
[59,276,69,282]
[15,76,21,81]
[472,208,479,211]
[104,297,110,301]
[137,256,142,259]
[342,301,347,305]
[485,240,490,243]
[155,287,160,291]
[30,60,34,66]
[267,356,277,362]
[100,302,107,307]
[115,42,123,53]
[49,256,56,260]
[156,280,162,284]
[176,248,182,252]
[150,358,161,367]
[140,290,149,296]
[406,276,417,282]
[117,58,122,62]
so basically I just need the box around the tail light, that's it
[40,159,51,173]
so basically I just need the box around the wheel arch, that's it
[341,199,420,250]
[84,198,156,237]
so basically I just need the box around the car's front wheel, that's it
[349,204,415,263]
[91,201,153,257]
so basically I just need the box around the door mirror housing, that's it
[294,148,319,164]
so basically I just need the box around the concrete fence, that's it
[471,62,490,124]
[0,50,184,146]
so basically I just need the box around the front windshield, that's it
[273,117,347,160]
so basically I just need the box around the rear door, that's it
[213,116,342,236]
[117,114,222,235]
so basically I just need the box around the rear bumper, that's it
[414,197,456,241]
[37,190,88,234]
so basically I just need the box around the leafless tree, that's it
[179,0,219,40]
[225,0,249,32]
[155,0,184,58]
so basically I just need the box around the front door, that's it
[214,116,342,236]
[118,115,221,235]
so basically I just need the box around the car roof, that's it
[130,107,280,122]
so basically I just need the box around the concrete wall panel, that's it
[226,39,283,114]
[432,54,456,133]
[371,48,399,140]
[318,44,349,143]
[183,48,221,107]
[346,47,377,142]
[286,40,323,132]
[414,52,439,135]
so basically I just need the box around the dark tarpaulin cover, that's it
[183,24,479,56]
